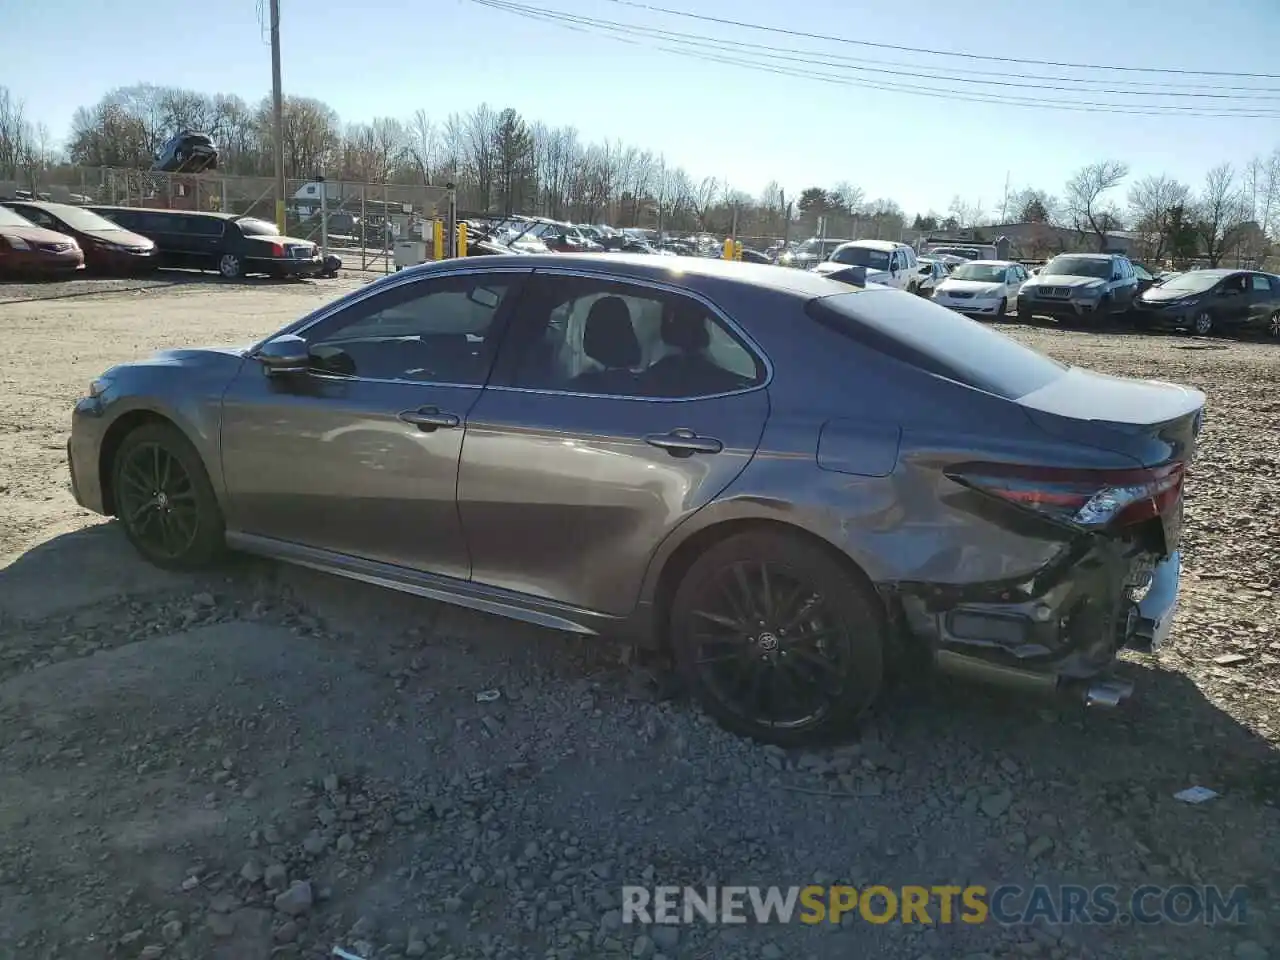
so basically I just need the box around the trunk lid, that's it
[1018,367,1205,552]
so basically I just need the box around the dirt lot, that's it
[0,276,1277,960]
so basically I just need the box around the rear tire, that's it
[670,531,885,746]
[1266,310,1279,339]
[111,422,226,571]
[218,254,243,279]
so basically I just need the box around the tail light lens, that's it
[947,461,1185,530]
[270,242,285,257]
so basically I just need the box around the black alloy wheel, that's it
[671,531,885,746]
[112,422,225,569]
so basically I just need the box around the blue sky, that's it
[4,0,1279,216]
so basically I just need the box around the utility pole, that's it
[270,0,287,235]
[1000,171,1011,223]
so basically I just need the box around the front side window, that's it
[503,275,764,399]
[305,273,518,383]
[1250,274,1270,292]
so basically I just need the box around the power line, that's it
[595,0,1280,80]
[468,0,1280,117]
[474,0,1280,102]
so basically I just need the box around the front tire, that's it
[218,254,243,279]
[112,422,226,570]
[996,297,1008,320]
[670,531,885,746]
[1193,311,1213,336]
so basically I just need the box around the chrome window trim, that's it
[247,261,778,400]
[486,265,775,403]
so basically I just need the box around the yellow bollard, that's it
[734,240,743,261]
[458,221,468,258]
[723,237,734,259]
[433,220,444,260]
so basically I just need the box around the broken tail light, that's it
[947,461,1185,530]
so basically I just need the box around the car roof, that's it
[958,259,1018,267]
[1051,252,1114,260]
[836,239,904,251]
[90,205,238,221]
[420,252,863,299]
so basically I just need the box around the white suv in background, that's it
[811,239,920,292]
[932,259,1029,319]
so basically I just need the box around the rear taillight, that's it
[948,461,1185,530]
[270,242,285,257]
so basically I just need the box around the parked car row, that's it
[0,200,331,281]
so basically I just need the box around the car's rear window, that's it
[805,289,1067,400]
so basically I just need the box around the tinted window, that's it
[180,216,224,237]
[504,275,764,398]
[15,207,58,229]
[1250,274,1270,292]
[97,209,137,229]
[806,289,1067,400]
[305,274,516,384]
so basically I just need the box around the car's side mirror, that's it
[255,334,310,376]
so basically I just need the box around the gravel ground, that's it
[0,279,1277,960]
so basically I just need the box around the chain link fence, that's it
[0,167,448,273]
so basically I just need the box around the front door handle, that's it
[645,428,723,457]
[398,407,460,431]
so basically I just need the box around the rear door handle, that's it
[645,428,723,457]
[398,407,460,431]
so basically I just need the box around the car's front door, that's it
[219,267,528,578]
[456,270,770,616]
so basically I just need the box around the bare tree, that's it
[689,176,719,230]
[1196,163,1248,267]
[407,110,437,185]
[463,104,499,211]
[1064,160,1129,251]
[0,86,32,177]
[1127,174,1189,263]
[947,195,985,229]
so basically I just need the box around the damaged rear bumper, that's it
[901,550,1182,706]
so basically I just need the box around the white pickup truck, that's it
[810,239,921,292]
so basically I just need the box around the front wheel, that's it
[1193,311,1213,336]
[670,531,885,746]
[996,297,1007,320]
[112,422,226,570]
[218,253,243,279]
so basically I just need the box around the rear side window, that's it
[806,289,1067,400]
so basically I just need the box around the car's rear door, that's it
[1245,273,1278,329]
[456,269,770,616]
[219,267,529,578]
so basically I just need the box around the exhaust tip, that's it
[1083,678,1134,708]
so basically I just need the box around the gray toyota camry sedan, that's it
[68,254,1202,745]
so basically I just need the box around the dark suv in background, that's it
[87,207,321,279]
[1017,253,1140,325]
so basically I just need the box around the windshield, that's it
[1043,256,1112,279]
[950,263,1008,283]
[41,205,124,232]
[0,207,37,228]
[1158,272,1226,294]
[829,245,890,269]
[237,218,279,237]
[797,239,823,255]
